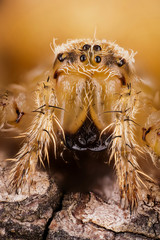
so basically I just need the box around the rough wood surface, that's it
[0,151,160,240]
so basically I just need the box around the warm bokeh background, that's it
[0,0,160,89]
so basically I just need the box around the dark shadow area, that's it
[47,145,115,195]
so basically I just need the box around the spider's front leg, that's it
[9,79,63,190]
[110,85,145,210]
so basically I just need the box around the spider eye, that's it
[80,54,87,62]
[95,56,101,63]
[93,45,101,51]
[82,44,91,51]
[117,58,126,67]
[57,53,65,62]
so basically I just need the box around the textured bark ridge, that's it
[0,152,160,240]
[48,192,160,240]
[0,152,63,240]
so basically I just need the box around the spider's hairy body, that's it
[0,39,160,210]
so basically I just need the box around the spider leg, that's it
[7,79,62,191]
[111,118,141,210]
[0,85,35,131]
[142,110,160,165]
[109,87,148,211]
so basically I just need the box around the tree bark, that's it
[0,152,160,240]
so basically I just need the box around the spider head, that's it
[52,39,135,152]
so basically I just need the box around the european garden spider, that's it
[0,39,160,210]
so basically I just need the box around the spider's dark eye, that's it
[82,44,91,51]
[117,58,126,67]
[95,56,101,63]
[57,53,65,62]
[93,45,101,51]
[80,54,87,62]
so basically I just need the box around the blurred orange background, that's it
[0,0,160,89]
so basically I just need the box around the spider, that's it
[0,39,160,210]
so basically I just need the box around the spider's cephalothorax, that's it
[0,39,160,210]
